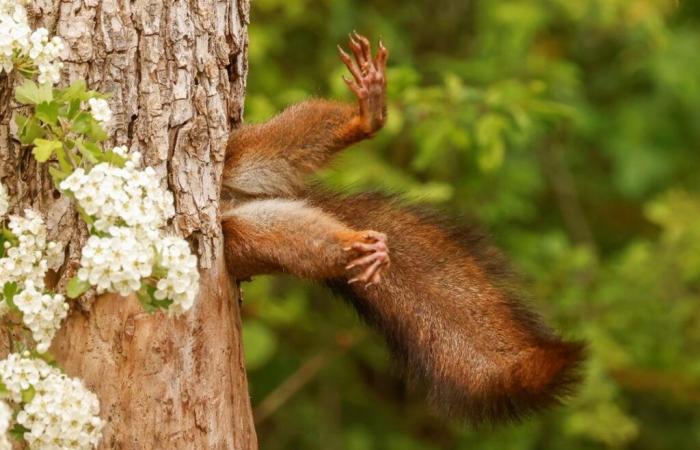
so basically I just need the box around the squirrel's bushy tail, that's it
[309,190,585,425]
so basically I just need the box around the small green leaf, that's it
[152,297,174,310]
[71,112,92,134]
[76,140,102,163]
[21,386,35,403]
[30,349,57,364]
[56,80,87,101]
[137,283,158,314]
[54,145,73,172]
[3,282,18,309]
[1,228,17,246]
[9,424,29,442]
[87,122,109,142]
[17,117,45,146]
[15,79,53,105]
[0,380,7,395]
[35,101,60,125]
[102,150,126,167]
[32,138,62,163]
[66,277,91,299]
[65,99,82,119]
[14,114,28,130]
[49,166,70,186]
[75,204,95,226]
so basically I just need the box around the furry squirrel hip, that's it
[221,33,585,424]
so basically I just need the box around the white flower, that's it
[0,209,62,290]
[0,182,8,219]
[87,98,112,125]
[0,401,12,450]
[154,236,199,315]
[14,281,69,353]
[0,354,104,449]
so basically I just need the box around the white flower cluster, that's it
[60,151,175,232]
[0,401,11,450]
[154,236,199,314]
[87,98,112,126]
[0,210,65,351]
[0,0,30,74]
[14,281,69,353]
[0,209,62,290]
[78,226,155,296]
[0,354,104,450]
[0,182,8,219]
[0,0,63,84]
[27,28,64,85]
[61,148,198,313]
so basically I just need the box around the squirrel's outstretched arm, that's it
[223,34,388,197]
[222,198,389,284]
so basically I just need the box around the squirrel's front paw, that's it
[344,230,390,287]
[337,32,388,135]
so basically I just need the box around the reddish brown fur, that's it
[312,191,584,423]
[221,34,584,425]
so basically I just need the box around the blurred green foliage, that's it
[240,0,700,448]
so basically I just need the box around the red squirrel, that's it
[221,33,585,425]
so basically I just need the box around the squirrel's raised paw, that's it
[337,32,388,135]
[345,230,390,287]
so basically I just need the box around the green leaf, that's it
[21,386,35,403]
[75,204,95,226]
[137,283,158,314]
[56,80,87,101]
[35,101,60,125]
[30,349,58,366]
[54,145,73,172]
[76,140,102,164]
[102,150,126,167]
[3,282,18,309]
[49,166,70,186]
[14,113,28,130]
[71,112,92,135]
[31,138,62,163]
[136,283,174,313]
[65,99,82,119]
[17,117,45,146]
[152,297,174,309]
[66,277,91,299]
[9,424,29,442]
[1,228,17,246]
[87,122,109,142]
[15,79,53,105]
[0,380,7,396]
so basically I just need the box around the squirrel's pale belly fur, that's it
[221,34,584,425]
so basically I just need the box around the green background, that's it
[240,0,700,448]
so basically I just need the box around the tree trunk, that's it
[0,1,257,449]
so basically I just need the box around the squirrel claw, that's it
[346,230,390,287]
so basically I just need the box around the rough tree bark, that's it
[0,1,257,449]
